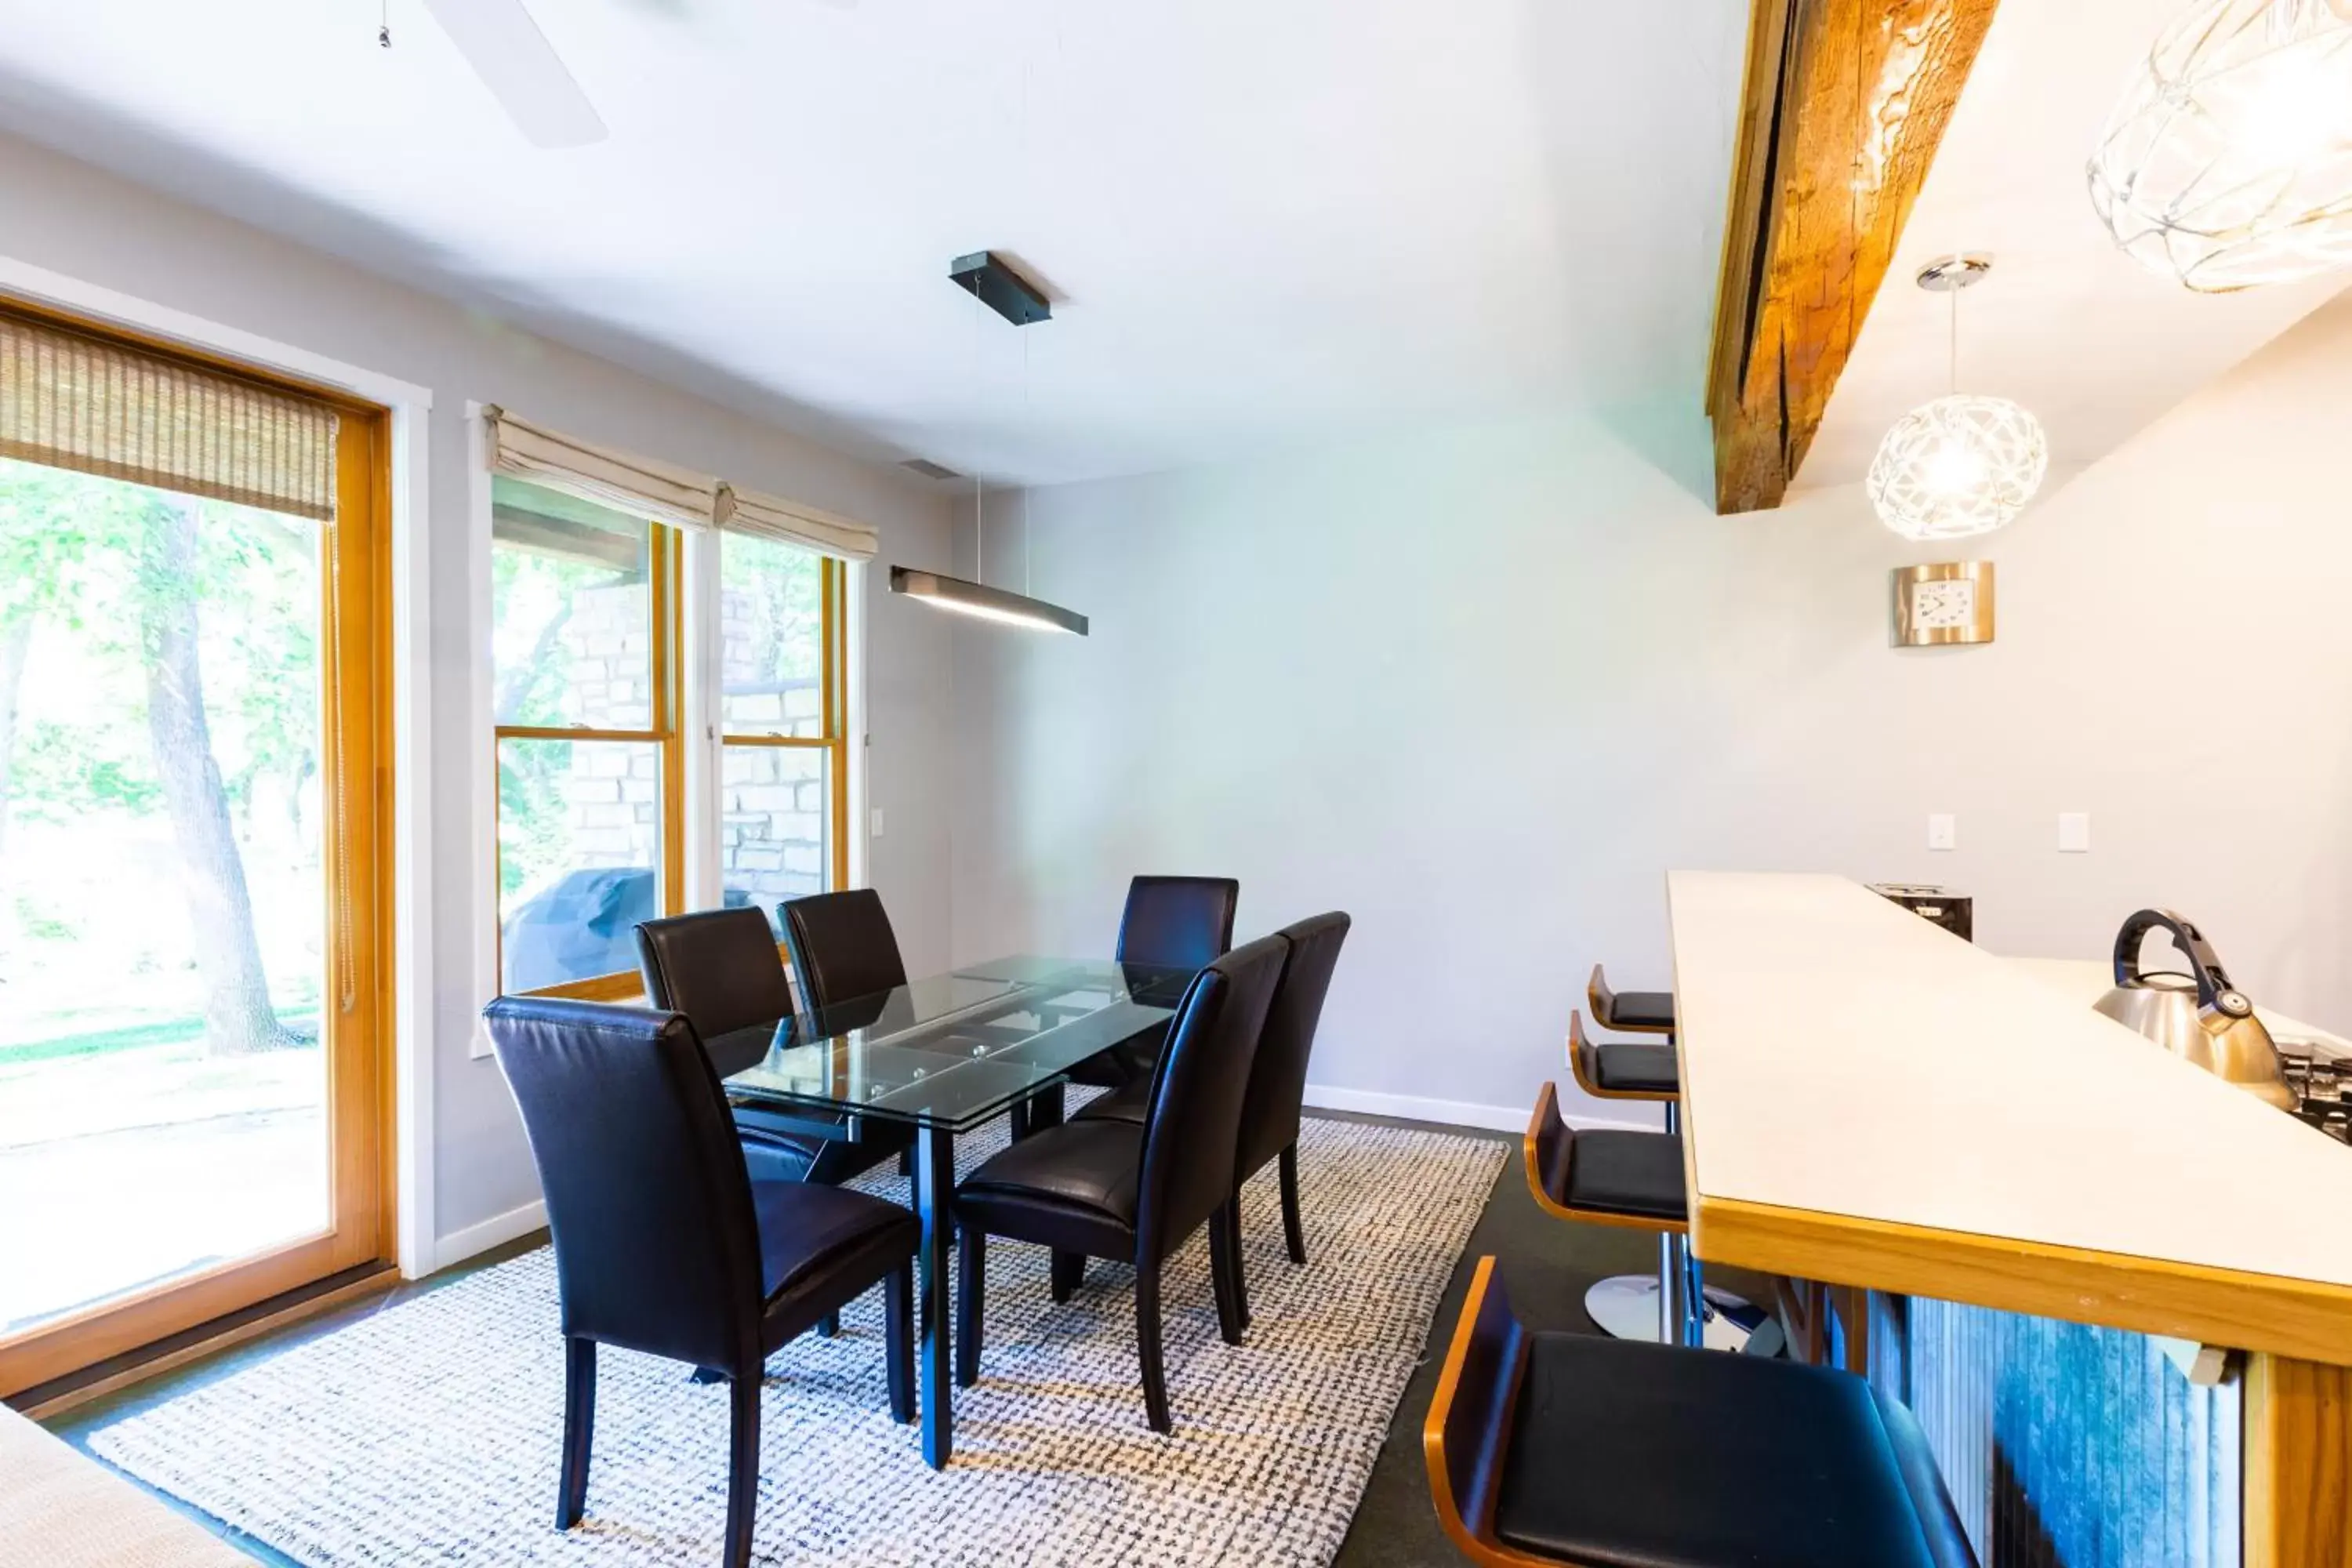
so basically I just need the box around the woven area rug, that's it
[90,1114,1502,1567]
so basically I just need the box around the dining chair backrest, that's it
[635,906,796,1037]
[1236,911,1352,1179]
[483,996,762,1371]
[1134,931,1289,1263]
[779,888,909,1011]
[1116,876,1241,971]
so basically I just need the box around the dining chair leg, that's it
[723,1373,760,1568]
[885,1264,915,1423]
[815,1311,840,1339]
[1208,1203,1245,1346]
[1278,1142,1308,1265]
[1225,1196,1253,1333]
[1050,1250,1085,1303]
[1137,1261,1172,1435]
[557,1337,595,1530]
[954,1225,985,1388]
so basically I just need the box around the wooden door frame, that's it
[0,299,401,1399]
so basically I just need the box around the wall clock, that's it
[1893,561,1994,646]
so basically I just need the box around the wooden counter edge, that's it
[1693,1192,2352,1369]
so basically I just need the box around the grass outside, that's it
[0,1010,324,1069]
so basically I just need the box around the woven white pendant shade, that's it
[1866,254,2048,542]
[1867,394,2049,541]
[2089,0,2352,292]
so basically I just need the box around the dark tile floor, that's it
[40,1115,1761,1566]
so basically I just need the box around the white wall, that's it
[0,132,960,1254]
[951,293,2352,1131]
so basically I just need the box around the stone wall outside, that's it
[563,583,829,911]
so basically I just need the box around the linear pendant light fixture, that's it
[888,250,1090,637]
[888,566,1087,633]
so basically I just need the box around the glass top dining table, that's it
[703,953,1200,1470]
[706,954,1200,1136]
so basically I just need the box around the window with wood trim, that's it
[718,528,848,935]
[489,482,847,997]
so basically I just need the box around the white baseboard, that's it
[1301,1083,1657,1135]
[429,1200,547,1276]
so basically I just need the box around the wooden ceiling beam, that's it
[1707,0,2001,515]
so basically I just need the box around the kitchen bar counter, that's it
[1668,871,2352,1568]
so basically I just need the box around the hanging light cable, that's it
[1865,254,2049,542]
[2089,0,2352,292]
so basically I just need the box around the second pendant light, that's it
[1866,254,2048,543]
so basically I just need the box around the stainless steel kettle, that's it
[2092,908,2296,1109]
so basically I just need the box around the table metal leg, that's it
[914,1126,954,1468]
[1029,1083,1065,1132]
[1660,1231,1687,1345]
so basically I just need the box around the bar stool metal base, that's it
[1583,1274,1758,1350]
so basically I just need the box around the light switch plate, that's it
[2058,812,2090,853]
[1927,813,1957,851]
[869,808,887,839]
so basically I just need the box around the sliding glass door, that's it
[0,308,389,1398]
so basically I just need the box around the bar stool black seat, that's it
[1588,962,1676,1035]
[1524,1081,1686,1229]
[1566,1010,1680,1101]
[1425,1258,1976,1568]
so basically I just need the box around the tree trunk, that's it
[140,499,289,1057]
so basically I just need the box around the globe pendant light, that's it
[2088,0,2352,292]
[1867,255,2049,542]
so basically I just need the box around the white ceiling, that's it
[0,0,1748,487]
[1803,0,2348,494]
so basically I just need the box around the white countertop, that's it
[1668,871,2352,1360]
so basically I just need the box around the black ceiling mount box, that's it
[950,251,1051,325]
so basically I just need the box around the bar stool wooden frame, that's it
[1588,964,1675,1037]
[1423,1255,1561,1568]
[1526,1080,1708,1348]
[1564,1010,1677,1117]
[1523,1081,1688,1236]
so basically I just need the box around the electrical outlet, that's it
[1927,813,1957,851]
[2058,812,2090,853]
[869,808,887,839]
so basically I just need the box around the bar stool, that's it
[1523,1079,1711,1347]
[1588,961,1676,1039]
[1424,1257,1977,1568]
[1559,1011,1755,1348]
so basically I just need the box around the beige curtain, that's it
[0,309,338,521]
[485,405,723,532]
[717,483,879,563]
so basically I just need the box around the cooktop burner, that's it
[2278,1044,2352,1145]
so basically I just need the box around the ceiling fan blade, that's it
[421,0,607,149]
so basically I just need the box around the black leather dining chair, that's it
[952,931,1290,1433]
[481,996,918,1568]
[637,905,915,1191]
[1079,911,1351,1327]
[1117,875,1242,969]
[1071,874,1242,1090]
[779,888,909,1011]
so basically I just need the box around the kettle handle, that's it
[2113,908,2245,1015]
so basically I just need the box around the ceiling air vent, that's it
[900,458,961,481]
